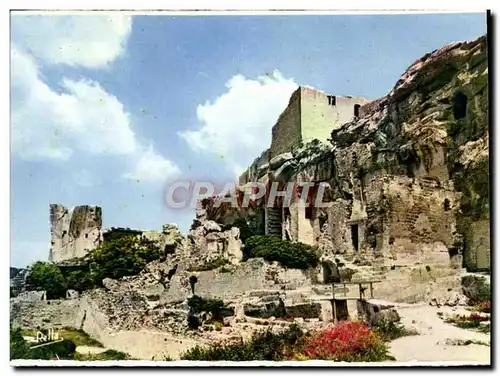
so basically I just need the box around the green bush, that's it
[181,324,305,361]
[24,340,76,360]
[25,236,164,294]
[10,327,30,360]
[26,262,66,299]
[243,235,319,270]
[372,320,418,341]
[189,258,229,272]
[83,236,162,285]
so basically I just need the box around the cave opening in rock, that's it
[452,92,467,119]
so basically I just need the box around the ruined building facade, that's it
[223,35,490,273]
[239,87,370,185]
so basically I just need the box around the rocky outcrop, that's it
[49,204,102,262]
[329,35,489,271]
[10,268,28,297]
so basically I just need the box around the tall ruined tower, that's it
[49,204,103,262]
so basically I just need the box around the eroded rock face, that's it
[329,36,489,271]
[49,204,102,262]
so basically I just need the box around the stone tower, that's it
[49,204,102,262]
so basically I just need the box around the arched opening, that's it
[354,104,361,118]
[452,92,467,120]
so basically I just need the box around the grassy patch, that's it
[74,349,130,361]
[58,328,104,347]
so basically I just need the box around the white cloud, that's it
[11,47,137,161]
[123,145,181,183]
[11,13,132,68]
[11,46,180,183]
[179,70,298,176]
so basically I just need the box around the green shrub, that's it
[10,327,30,360]
[181,324,305,361]
[25,236,164,294]
[25,262,67,299]
[189,258,229,272]
[243,235,319,270]
[24,340,76,360]
[84,236,162,284]
[372,320,418,341]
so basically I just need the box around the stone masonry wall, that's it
[270,88,302,158]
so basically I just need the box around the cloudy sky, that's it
[10,11,487,267]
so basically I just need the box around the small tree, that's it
[26,261,66,299]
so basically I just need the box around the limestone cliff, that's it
[329,35,489,270]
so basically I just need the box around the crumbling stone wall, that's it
[49,204,102,262]
[10,298,80,329]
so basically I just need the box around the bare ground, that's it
[387,303,490,365]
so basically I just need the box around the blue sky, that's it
[10,12,487,267]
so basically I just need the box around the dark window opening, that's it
[448,244,459,257]
[85,233,89,238]
[354,104,361,118]
[452,92,467,119]
[373,306,380,313]
[188,275,198,295]
[62,230,67,237]
[305,206,313,220]
[350,224,359,251]
[327,95,336,106]
[444,198,451,211]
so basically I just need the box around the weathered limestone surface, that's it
[49,204,102,262]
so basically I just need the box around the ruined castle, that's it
[11,35,490,361]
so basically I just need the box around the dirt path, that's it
[388,304,490,364]
[75,346,109,355]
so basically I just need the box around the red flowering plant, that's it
[473,299,491,314]
[297,321,391,362]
